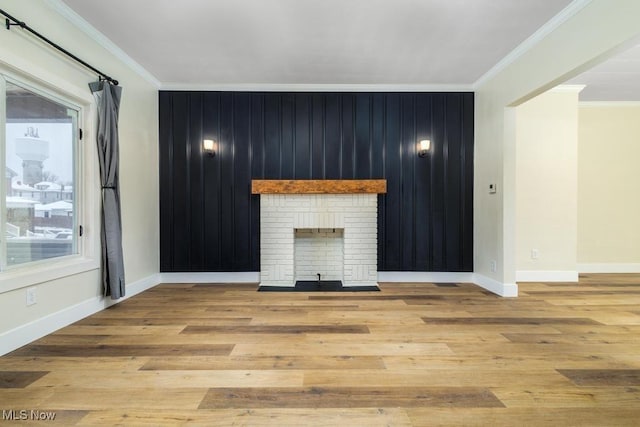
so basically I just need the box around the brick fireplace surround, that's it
[252,180,387,287]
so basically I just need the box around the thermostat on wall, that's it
[489,183,497,194]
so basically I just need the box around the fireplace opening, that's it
[294,228,344,285]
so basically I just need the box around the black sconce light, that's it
[417,139,431,157]
[203,139,216,157]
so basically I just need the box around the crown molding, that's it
[159,82,474,92]
[44,0,161,88]
[473,0,593,89]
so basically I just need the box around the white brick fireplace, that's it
[253,180,386,287]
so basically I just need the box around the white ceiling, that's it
[59,0,575,89]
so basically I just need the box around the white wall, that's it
[0,0,159,353]
[577,105,640,272]
[515,88,580,282]
[474,0,640,296]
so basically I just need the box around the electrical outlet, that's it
[531,249,539,260]
[26,287,37,306]
[490,260,497,273]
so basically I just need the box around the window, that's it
[1,77,80,270]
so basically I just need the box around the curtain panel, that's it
[89,81,125,299]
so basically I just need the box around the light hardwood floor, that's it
[1,274,640,426]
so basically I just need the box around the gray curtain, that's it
[89,80,125,299]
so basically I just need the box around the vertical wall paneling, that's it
[188,93,203,268]
[159,91,474,272]
[414,94,431,270]
[430,94,445,270]
[202,92,221,270]
[383,94,401,270]
[159,92,173,270]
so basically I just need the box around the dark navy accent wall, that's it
[159,91,474,273]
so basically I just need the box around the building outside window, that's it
[1,77,79,269]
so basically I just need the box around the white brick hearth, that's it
[259,194,378,287]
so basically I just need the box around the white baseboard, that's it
[159,272,260,284]
[473,273,518,297]
[377,271,475,283]
[0,273,161,356]
[377,271,517,297]
[516,270,579,282]
[577,263,640,273]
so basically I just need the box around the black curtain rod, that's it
[1,8,118,85]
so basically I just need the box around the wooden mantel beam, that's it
[251,179,387,194]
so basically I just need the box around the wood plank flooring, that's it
[1,274,640,426]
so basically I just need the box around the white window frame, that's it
[0,65,99,294]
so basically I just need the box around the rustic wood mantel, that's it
[251,179,387,194]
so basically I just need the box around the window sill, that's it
[0,256,99,294]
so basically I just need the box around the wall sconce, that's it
[418,139,431,157]
[203,139,216,157]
